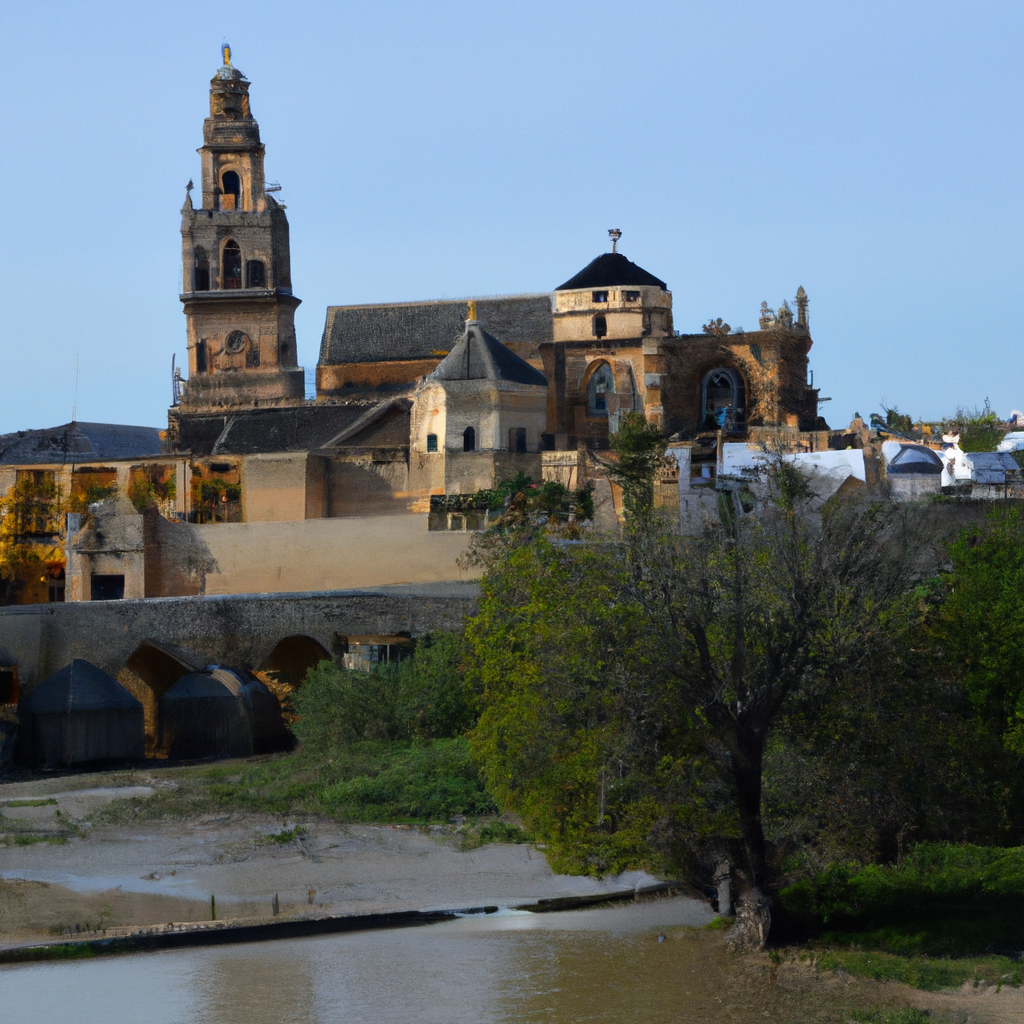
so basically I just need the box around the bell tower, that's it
[178,45,304,410]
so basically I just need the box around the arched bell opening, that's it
[221,170,241,210]
[222,239,242,289]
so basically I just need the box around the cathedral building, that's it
[168,50,827,504]
[0,48,835,604]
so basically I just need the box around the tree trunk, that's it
[731,727,768,890]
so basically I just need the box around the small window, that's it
[463,426,476,453]
[193,248,210,291]
[426,433,438,452]
[222,170,241,209]
[508,427,527,453]
[222,240,242,289]
[91,574,125,601]
[592,290,608,303]
[195,340,208,373]
[593,314,608,339]
[624,290,640,302]
[246,259,266,288]
[587,362,615,417]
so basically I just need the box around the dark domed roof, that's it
[20,659,142,714]
[556,252,667,291]
[428,323,548,387]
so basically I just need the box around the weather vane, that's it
[608,228,622,253]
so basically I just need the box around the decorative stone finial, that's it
[608,228,622,253]
[758,300,775,330]
[467,300,477,322]
[795,286,808,327]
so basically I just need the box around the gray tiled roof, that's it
[318,294,553,365]
[175,401,410,456]
[0,422,164,465]
[429,324,548,387]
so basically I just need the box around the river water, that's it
[0,898,859,1023]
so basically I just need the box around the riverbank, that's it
[3,771,1023,1022]
[0,769,674,947]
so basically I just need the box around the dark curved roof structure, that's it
[556,252,667,291]
[428,324,548,387]
[21,659,142,714]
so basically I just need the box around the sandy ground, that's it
[0,776,667,946]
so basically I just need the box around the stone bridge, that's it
[0,582,479,694]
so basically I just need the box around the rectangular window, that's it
[508,427,527,453]
[426,433,438,452]
[624,290,640,302]
[246,260,266,288]
[91,574,125,601]
[593,314,608,338]
[592,290,609,303]
[195,340,208,373]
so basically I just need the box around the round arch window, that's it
[702,368,746,431]
[587,362,615,417]
[225,330,249,354]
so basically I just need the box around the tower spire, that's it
[222,41,231,67]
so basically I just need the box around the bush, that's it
[320,739,495,820]
[292,633,472,749]
[780,843,1024,956]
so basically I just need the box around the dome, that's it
[556,252,667,291]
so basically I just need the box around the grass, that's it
[812,948,1022,991]
[263,825,307,844]
[850,1010,934,1024]
[93,738,496,826]
[3,798,58,808]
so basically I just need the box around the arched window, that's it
[222,240,242,289]
[702,368,746,432]
[246,259,265,288]
[592,314,608,338]
[193,248,210,291]
[221,171,241,210]
[463,426,476,452]
[426,433,438,453]
[587,362,615,417]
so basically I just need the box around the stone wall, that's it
[193,514,478,595]
[0,583,479,693]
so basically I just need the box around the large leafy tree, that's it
[467,458,919,899]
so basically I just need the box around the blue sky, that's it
[0,0,1020,434]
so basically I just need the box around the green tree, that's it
[608,411,666,524]
[467,466,920,925]
[943,400,1002,453]
[929,507,1024,753]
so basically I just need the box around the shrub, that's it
[292,633,471,749]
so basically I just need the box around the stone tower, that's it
[178,46,304,410]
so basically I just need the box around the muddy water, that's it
[0,899,867,1024]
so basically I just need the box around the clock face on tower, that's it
[225,330,249,354]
